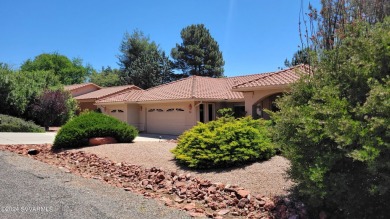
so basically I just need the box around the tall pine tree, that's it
[171,24,224,77]
[118,30,173,89]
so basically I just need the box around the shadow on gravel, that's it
[51,141,137,153]
[170,157,273,174]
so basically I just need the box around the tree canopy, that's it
[0,69,62,117]
[118,30,173,89]
[284,48,311,67]
[171,24,224,77]
[90,66,123,87]
[20,53,92,85]
[29,89,76,130]
[308,0,390,50]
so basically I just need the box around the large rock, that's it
[89,137,117,146]
[236,189,250,198]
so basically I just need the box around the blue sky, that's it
[0,0,320,77]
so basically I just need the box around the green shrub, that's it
[0,114,44,132]
[172,116,275,169]
[271,19,390,218]
[53,111,138,149]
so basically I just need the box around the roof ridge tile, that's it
[232,65,305,88]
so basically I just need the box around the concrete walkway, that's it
[0,132,177,144]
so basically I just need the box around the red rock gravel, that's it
[0,144,307,219]
[74,142,294,197]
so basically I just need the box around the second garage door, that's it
[146,106,187,135]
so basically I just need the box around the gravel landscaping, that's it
[0,144,306,218]
[72,142,294,196]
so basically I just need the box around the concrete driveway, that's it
[0,132,56,144]
[135,133,178,142]
[0,132,177,145]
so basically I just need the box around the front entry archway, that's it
[252,93,282,119]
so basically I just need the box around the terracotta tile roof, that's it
[95,65,310,104]
[64,83,101,91]
[75,85,141,100]
[193,76,243,100]
[139,77,194,101]
[96,90,144,103]
[138,76,244,102]
[232,65,310,90]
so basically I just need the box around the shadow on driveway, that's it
[135,133,178,142]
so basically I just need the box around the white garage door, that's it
[146,106,186,135]
[107,107,126,123]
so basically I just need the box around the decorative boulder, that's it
[89,137,117,146]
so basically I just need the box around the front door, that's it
[199,103,215,123]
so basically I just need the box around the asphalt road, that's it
[0,150,190,219]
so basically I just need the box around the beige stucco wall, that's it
[127,104,140,129]
[78,101,97,112]
[243,88,289,117]
[70,85,100,97]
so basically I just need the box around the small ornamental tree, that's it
[30,90,75,130]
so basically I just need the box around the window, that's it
[156,109,163,112]
[233,106,246,118]
[118,110,124,113]
[208,104,214,121]
[111,110,117,113]
[199,104,204,123]
[167,108,175,112]
[176,108,184,111]
[148,109,155,112]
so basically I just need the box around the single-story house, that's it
[93,65,309,135]
[64,84,141,112]
[64,82,101,97]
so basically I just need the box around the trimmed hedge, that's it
[172,116,275,169]
[53,111,138,149]
[0,114,44,132]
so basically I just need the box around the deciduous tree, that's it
[21,53,92,85]
[2,70,62,117]
[29,90,76,130]
[90,66,123,87]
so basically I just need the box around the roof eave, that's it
[231,84,290,92]
[75,98,97,102]
[192,98,244,102]
[95,101,135,105]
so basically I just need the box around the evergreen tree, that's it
[118,30,173,89]
[171,24,224,77]
[284,48,311,67]
[272,0,390,216]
